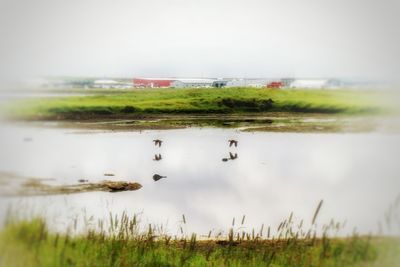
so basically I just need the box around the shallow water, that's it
[0,122,399,236]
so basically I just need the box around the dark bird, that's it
[228,140,238,147]
[222,158,229,162]
[229,152,238,160]
[153,154,162,161]
[78,179,89,183]
[153,139,163,147]
[153,174,167,181]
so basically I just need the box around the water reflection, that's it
[222,152,238,162]
[153,154,162,161]
[153,174,167,182]
[0,123,399,235]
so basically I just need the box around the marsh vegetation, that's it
[3,88,388,121]
[1,201,399,267]
[0,88,399,266]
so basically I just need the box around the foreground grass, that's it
[4,88,388,120]
[0,216,399,267]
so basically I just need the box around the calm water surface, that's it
[0,122,399,236]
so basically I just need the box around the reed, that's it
[0,199,399,266]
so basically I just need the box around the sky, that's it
[0,0,399,83]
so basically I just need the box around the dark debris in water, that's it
[16,179,142,196]
[105,181,142,192]
[0,170,142,196]
[153,174,167,181]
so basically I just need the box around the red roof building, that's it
[266,81,283,89]
[133,78,174,88]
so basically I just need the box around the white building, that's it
[226,78,267,87]
[289,79,335,89]
[226,79,246,87]
[171,78,215,88]
[93,79,132,89]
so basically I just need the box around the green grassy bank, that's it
[0,216,399,267]
[0,211,400,267]
[4,88,387,120]
[2,199,400,266]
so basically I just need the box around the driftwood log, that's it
[17,179,142,196]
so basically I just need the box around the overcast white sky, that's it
[0,0,399,82]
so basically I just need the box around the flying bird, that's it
[228,140,238,147]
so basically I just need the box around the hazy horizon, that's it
[1,0,399,86]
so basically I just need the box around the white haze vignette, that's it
[0,0,399,85]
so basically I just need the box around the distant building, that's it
[94,79,118,87]
[226,79,267,87]
[212,80,228,88]
[130,77,345,89]
[266,81,284,88]
[133,78,174,88]
[171,79,214,88]
[94,79,132,89]
[281,78,295,87]
[289,79,334,89]
[226,79,247,87]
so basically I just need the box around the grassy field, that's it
[4,88,388,120]
[0,215,399,267]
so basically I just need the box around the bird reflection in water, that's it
[153,139,163,147]
[153,174,167,181]
[153,154,162,161]
[222,152,238,162]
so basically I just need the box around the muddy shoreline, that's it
[4,112,393,133]
[15,115,400,133]
[0,171,142,196]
